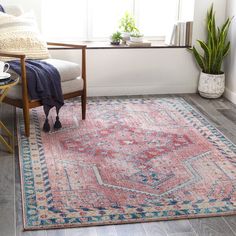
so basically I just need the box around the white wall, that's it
[50,48,198,96]
[192,0,227,44]
[225,0,236,104]
[1,0,228,97]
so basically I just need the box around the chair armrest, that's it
[47,42,87,49]
[0,51,26,59]
[47,42,87,86]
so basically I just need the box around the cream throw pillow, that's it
[0,11,50,61]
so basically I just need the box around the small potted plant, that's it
[110,31,122,45]
[190,5,232,98]
[119,12,138,42]
[130,31,144,43]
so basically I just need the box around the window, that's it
[137,0,179,38]
[42,0,194,41]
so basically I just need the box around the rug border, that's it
[22,211,236,231]
[16,97,236,232]
[16,109,29,233]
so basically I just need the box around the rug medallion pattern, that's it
[17,97,236,230]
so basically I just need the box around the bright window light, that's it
[179,0,195,21]
[90,0,133,39]
[42,0,87,41]
[41,0,195,41]
[138,0,179,37]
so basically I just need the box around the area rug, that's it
[17,97,236,230]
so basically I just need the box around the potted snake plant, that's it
[191,5,232,98]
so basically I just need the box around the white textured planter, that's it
[122,32,130,42]
[198,72,225,99]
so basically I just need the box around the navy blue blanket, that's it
[9,60,64,108]
[0,4,5,12]
[9,60,64,131]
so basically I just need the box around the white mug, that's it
[0,61,10,74]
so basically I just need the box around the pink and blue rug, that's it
[17,97,236,230]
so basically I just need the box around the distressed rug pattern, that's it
[17,97,236,230]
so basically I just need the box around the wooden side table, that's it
[0,76,19,153]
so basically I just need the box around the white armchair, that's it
[0,6,87,137]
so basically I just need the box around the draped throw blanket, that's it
[0,4,5,13]
[9,60,64,132]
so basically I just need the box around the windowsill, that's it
[48,41,191,50]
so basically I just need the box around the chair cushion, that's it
[42,59,81,82]
[6,77,84,100]
[9,59,81,83]
[0,11,50,61]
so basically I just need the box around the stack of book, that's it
[126,41,151,47]
[166,21,193,47]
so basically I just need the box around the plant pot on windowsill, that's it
[198,72,225,98]
[121,32,131,43]
[130,33,144,43]
[110,31,122,46]
[110,41,121,45]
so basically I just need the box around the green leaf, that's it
[197,40,211,71]
[192,46,206,71]
[223,41,230,57]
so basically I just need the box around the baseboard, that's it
[87,85,197,97]
[224,88,236,104]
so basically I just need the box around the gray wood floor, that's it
[0,94,236,236]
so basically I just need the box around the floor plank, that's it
[189,217,235,236]
[46,229,66,236]
[223,216,236,235]
[114,223,147,236]
[17,231,47,236]
[217,109,236,124]
[161,220,195,235]
[0,104,15,236]
[142,222,168,236]
[167,233,197,236]
[65,227,97,236]
[95,225,117,236]
[0,205,16,236]
[0,156,14,195]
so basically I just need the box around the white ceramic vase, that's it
[122,32,131,42]
[198,71,225,99]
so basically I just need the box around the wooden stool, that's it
[0,77,19,153]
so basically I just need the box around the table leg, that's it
[0,121,13,153]
[0,88,10,102]
[0,135,13,153]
